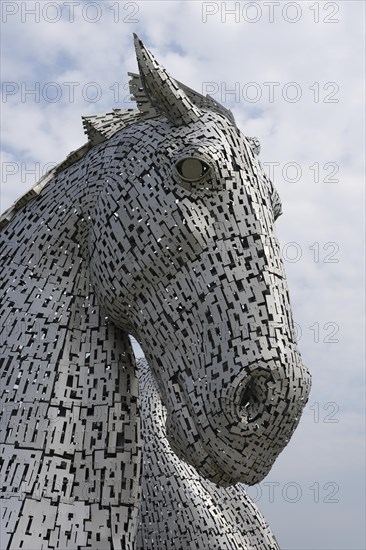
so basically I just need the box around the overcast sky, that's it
[1,1,365,549]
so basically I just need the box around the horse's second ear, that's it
[133,33,202,127]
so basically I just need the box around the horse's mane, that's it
[0,73,235,230]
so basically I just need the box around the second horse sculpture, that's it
[0,35,311,549]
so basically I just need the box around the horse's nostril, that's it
[238,376,269,424]
[239,386,253,409]
[239,384,260,422]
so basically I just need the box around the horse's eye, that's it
[175,158,210,182]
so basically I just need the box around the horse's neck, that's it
[0,170,142,550]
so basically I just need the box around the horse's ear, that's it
[133,34,202,127]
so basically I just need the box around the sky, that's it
[1,1,365,549]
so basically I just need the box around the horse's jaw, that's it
[166,417,234,486]
[164,399,273,487]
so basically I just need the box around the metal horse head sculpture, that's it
[0,35,311,549]
[89,34,311,484]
